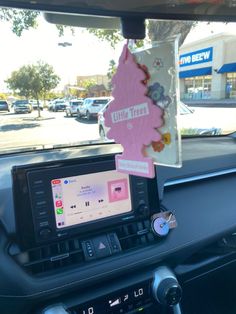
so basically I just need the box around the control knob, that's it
[41,304,69,314]
[152,266,182,313]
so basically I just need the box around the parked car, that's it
[98,101,221,140]
[51,99,67,112]
[179,102,221,135]
[78,97,111,120]
[0,100,10,112]
[47,100,55,111]
[65,99,83,117]
[13,100,32,114]
[29,100,44,111]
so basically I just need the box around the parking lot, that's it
[1,106,236,153]
[0,109,100,151]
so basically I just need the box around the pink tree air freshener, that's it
[104,43,163,178]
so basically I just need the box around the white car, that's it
[98,101,221,140]
[78,97,111,120]
[29,100,44,111]
[65,99,83,117]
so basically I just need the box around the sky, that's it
[184,21,236,44]
[1,14,236,92]
[0,14,124,91]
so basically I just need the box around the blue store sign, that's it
[180,47,213,67]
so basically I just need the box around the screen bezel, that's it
[26,158,138,243]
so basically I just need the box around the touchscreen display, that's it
[51,170,131,229]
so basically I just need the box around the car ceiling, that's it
[1,0,236,22]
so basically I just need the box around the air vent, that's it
[115,220,156,250]
[12,238,84,275]
[10,220,157,276]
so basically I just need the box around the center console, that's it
[40,267,182,314]
[12,154,159,250]
[12,154,183,314]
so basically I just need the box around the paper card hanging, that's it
[134,36,181,168]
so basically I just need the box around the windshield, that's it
[0,9,236,154]
[70,101,82,106]
[14,100,29,105]
[93,99,110,104]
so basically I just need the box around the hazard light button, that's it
[82,234,122,261]
[92,235,112,258]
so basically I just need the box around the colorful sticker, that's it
[134,38,181,168]
[153,58,164,70]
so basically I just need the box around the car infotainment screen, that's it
[51,170,132,229]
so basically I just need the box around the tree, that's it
[6,61,60,117]
[0,8,73,36]
[37,61,61,104]
[107,59,117,91]
[148,20,196,46]
[0,8,39,36]
[77,79,96,97]
[0,93,7,100]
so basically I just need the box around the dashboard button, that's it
[92,235,112,258]
[38,220,49,228]
[81,240,96,261]
[36,200,47,207]
[107,233,122,254]
[35,190,45,196]
[33,179,43,185]
[37,209,48,217]
[39,228,52,239]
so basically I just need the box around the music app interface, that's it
[51,170,131,228]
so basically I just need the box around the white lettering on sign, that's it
[180,56,191,65]
[192,51,210,63]
[117,159,149,174]
[180,48,212,66]
[111,103,149,123]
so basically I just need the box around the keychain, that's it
[151,210,177,237]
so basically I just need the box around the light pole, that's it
[58,42,73,99]
[58,42,72,47]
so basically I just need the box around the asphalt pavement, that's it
[0,109,100,151]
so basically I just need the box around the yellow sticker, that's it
[163,133,171,145]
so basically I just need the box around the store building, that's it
[179,33,236,100]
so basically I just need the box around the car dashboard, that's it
[1,136,236,314]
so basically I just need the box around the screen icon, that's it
[55,193,62,199]
[56,200,63,207]
[109,298,121,307]
[56,207,64,215]
[52,179,61,185]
